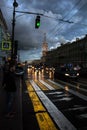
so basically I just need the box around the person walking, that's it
[2,62,17,118]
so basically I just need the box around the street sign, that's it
[2,41,11,50]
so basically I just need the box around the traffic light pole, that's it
[11,1,43,60]
[11,0,18,60]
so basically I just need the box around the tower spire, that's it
[44,33,46,42]
[42,33,48,57]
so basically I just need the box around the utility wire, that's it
[47,0,82,40]
[52,0,87,38]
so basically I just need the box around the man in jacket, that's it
[2,63,16,118]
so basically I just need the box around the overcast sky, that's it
[0,0,87,62]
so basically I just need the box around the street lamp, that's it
[11,0,18,60]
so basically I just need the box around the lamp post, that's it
[11,0,18,60]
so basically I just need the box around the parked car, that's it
[54,67,79,81]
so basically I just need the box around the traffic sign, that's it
[2,41,11,50]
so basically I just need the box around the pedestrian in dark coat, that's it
[2,61,9,84]
[2,63,17,118]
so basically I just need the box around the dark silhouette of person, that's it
[2,62,17,118]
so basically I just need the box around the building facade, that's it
[0,9,10,64]
[44,35,87,68]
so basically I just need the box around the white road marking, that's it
[48,79,87,101]
[39,80,55,90]
[30,80,77,130]
[57,79,87,92]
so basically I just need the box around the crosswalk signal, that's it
[35,15,40,29]
[2,41,11,50]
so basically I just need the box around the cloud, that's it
[0,0,87,61]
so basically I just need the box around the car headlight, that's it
[65,73,69,76]
[77,73,79,76]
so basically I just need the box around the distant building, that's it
[0,9,10,64]
[31,59,41,65]
[44,35,87,68]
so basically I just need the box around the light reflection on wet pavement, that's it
[27,69,87,129]
[44,89,87,129]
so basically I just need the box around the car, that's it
[79,67,87,78]
[54,67,79,81]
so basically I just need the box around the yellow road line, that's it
[26,80,34,91]
[26,81,45,112]
[36,112,58,130]
[29,91,46,112]
[35,80,48,91]
[25,80,58,130]
[44,79,61,89]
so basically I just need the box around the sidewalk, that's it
[0,69,23,130]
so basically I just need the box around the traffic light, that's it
[35,15,40,28]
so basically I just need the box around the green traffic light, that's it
[35,15,40,28]
[37,22,40,27]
